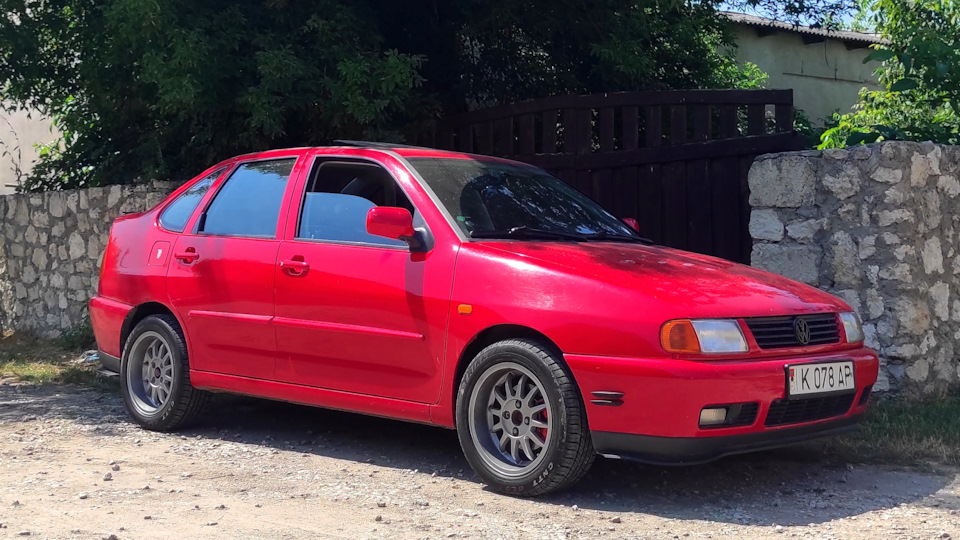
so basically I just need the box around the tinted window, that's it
[158,168,224,233]
[201,159,295,238]
[408,158,638,239]
[296,160,412,247]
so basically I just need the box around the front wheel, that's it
[456,339,595,496]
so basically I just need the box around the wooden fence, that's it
[433,89,804,263]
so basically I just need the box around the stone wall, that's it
[0,181,178,337]
[749,141,960,397]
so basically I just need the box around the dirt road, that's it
[0,381,957,539]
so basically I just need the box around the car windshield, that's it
[407,158,641,241]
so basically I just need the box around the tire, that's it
[456,338,595,496]
[119,314,208,431]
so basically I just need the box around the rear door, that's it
[166,155,303,380]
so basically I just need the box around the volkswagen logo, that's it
[794,318,811,345]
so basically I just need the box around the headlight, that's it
[839,312,864,343]
[661,319,748,354]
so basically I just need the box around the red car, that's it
[90,142,879,496]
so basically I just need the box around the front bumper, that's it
[592,413,862,465]
[566,347,878,463]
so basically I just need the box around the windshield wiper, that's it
[580,230,654,245]
[471,226,589,241]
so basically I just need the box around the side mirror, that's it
[366,207,418,247]
[622,217,640,233]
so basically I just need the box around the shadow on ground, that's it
[0,381,954,527]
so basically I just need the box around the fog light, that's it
[699,407,728,427]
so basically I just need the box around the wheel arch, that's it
[119,302,182,355]
[452,324,569,421]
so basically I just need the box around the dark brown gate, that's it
[434,89,803,263]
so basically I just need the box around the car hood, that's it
[476,241,849,318]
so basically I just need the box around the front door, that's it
[166,157,300,380]
[272,158,456,403]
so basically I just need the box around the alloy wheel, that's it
[467,362,553,477]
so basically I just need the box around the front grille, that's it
[744,313,841,349]
[857,384,873,406]
[764,393,855,427]
[728,402,759,427]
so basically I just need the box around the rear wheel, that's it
[456,339,595,496]
[120,314,208,431]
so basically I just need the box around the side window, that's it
[296,160,415,247]
[158,168,224,233]
[200,158,295,238]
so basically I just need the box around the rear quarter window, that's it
[158,168,225,233]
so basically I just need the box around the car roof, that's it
[229,141,532,167]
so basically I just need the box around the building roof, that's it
[723,11,888,47]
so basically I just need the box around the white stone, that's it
[785,219,824,243]
[863,323,879,348]
[921,237,944,274]
[905,358,930,382]
[930,282,950,321]
[870,167,903,184]
[749,209,784,241]
[883,185,906,205]
[858,235,876,260]
[875,208,915,226]
[48,194,66,218]
[894,297,932,335]
[866,289,884,319]
[30,248,47,269]
[881,232,901,245]
[24,225,38,244]
[67,232,85,259]
[919,332,938,354]
[830,231,860,286]
[893,245,914,262]
[822,169,861,199]
[937,175,960,197]
[21,265,37,284]
[751,244,821,285]
[910,150,938,186]
[889,343,920,358]
[748,156,817,208]
[107,185,123,207]
[919,190,942,230]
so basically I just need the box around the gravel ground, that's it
[0,380,957,540]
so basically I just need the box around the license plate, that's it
[787,361,855,398]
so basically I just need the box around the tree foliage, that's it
[820,0,959,148]
[0,0,854,190]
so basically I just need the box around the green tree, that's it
[0,0,852,190]
[820,0,959,148]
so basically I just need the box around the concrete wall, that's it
[749,141,960,398]
[0,182,178,337]
[731,25,883,123]
[0,106,57,195]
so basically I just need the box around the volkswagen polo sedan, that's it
[90,142,879,496]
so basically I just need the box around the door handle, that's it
[279,258,310,276]
[174,248,199,264]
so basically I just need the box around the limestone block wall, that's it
[0,181,178,337]
[749,141,960,397]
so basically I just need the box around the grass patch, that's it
[818,395,960,467]
[0,331,114,390]
[55,316,97,352]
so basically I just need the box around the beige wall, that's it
[0,106,56,195]
[732,25,883,124]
